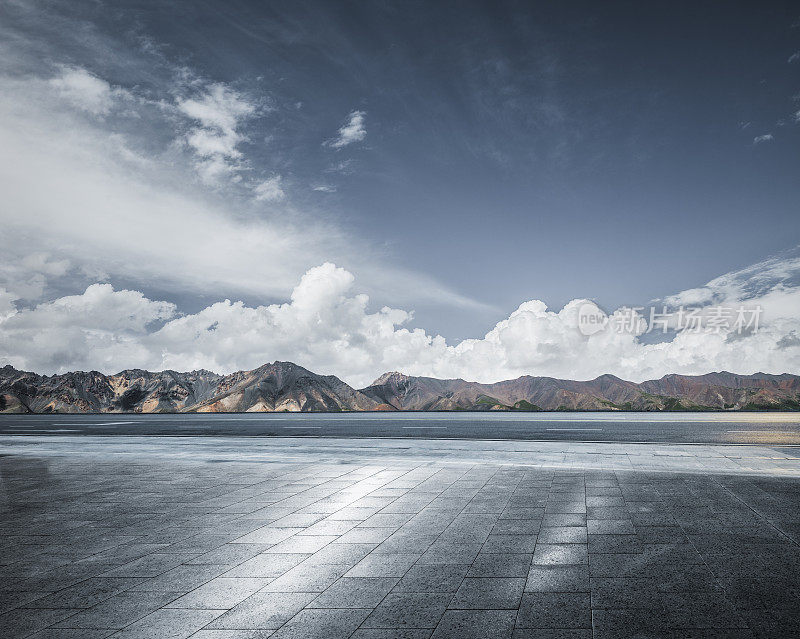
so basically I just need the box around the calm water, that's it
[2,411,800,444]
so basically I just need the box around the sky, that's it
[1,0,799,387]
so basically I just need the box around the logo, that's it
[577,303,608,336]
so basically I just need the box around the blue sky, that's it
[0,0,799,383]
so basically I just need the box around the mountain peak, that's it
[369,371,410,387]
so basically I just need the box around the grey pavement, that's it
[1,435,800,638]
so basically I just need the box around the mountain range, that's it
[1,361,799,413]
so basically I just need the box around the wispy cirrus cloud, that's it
[0,49,483,316]
[176,83,259,185]
[253,175,285,201]
[753,133,773,144]
[325,110,367,148]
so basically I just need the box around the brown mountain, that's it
[1,363,798,413]
[189,362,379,413]
[360,371,800,411]
[0,362,379,413]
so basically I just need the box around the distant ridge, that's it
[1,363,798,413]
[0,362,378,414]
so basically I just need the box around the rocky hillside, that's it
[360,371,800,411]
[0,362,379,413]
[189,362,379,413]
[1,363,798,413]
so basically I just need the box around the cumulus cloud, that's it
[2,258,799,388]
[753,133,773,144]
[0,284,175,373]
[0,252,73,301]
[326,110,366,148]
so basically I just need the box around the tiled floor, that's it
[2,436,800,638]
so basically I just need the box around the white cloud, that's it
[0,67,480,315]
[312,184,337,193]
[0,252,72,301]
[326,110,367,148]
[753,133,773,144]
[253,175,285,201]
[48,67,122,116]
[0,284,175,373]
[3,258,799,388]
[662,247,800,308]
[789,52,800,64]
[177,83,257,185]
[178,84,255,132]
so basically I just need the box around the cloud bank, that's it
[2,257,799,388]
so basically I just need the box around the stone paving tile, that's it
[181,543,270,568]
[431,609,516,638]
[263,535,337,554]
[448,577,525,609]
[334,527,396,544]
[394,564,469,593]
[301,542,375,566]
[526,565,589,592]
[516,592,592,628]
[362,592,450,629]
[532,544,588,565]
[346,552,420,577]
[491,519,540,535]
[4,440,800,638]
[0,607,82,639]
[109,607,224,638]
[23,577,146,609]
[97,554,195,578]
[481,534,537,554]
[28,630,117,638]
[0,590,51,616]
[51,591,180,630]
[467,553,532,577]
[188,630,273,638]
[306,577,399,608]
[351,630,431,639]
[542,513,586,527]
[588,534,644,554]
[511,631,591,639]
[127,567,226,596]
[537,526,587,544]
[417,543,482,565]
[587,519,635,535]
[164,577,270,609]
[221,553,309,578]
[269,608,370,639]
[205,592,317,630]
[229,527,302,545]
